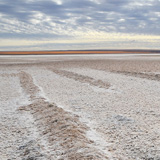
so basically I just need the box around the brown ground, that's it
[0,50,157,55]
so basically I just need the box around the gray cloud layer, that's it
[0,0,160,50]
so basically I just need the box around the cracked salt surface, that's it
[90,85,122,94]
[57,103,113,159]
[1,56,160,159]
[0,73,48,160]
[26,66,160,159]
[27,68,113,158]
[32,75,50,102]
[0,76,32,159]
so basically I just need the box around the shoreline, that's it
[1,50,160,55]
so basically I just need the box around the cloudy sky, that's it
[0,0,160,51]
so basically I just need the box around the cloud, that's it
[0,0,160,50]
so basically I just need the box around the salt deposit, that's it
[1,54,160,159]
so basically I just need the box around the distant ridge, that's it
[0,50,160,55]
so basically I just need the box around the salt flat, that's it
[0,54,160,159]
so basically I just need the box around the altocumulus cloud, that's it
[0,0,160,50]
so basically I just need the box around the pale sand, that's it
[0,54,160,159]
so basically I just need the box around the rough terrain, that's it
[0,54,160,159]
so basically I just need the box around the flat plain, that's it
[0,54,160,159]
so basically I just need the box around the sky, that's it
[0,0,160,51]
